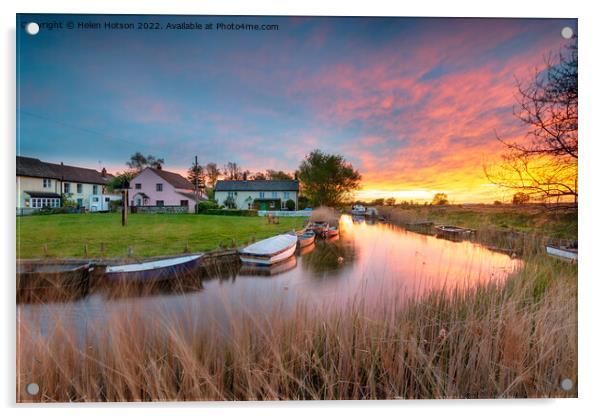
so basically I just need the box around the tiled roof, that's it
[215,180,299,192]
[147,168,194,190]
[17,156,111,185]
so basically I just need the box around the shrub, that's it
[196,200,219,213]
[285,199,296,211]
[298,196,310,210]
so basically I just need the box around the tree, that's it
[432,193,449,205]
[205,163,220,189]
[485,39,577,203]
[512,192,530,205]
[187,162,206,195]
[126,152,165,171]
[266,169,293,180]
[252,171,267,181]
[371,198,385,206]
[285,199,296,211]
[106,171,136,192]
[224,162,243,180]
[297,150,361,207]
[385,197,396,206]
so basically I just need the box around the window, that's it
[64,183,70,193]
[77,198,83,207]
[284,192,290,199]
[77,183,83,193]
[259,191,265,198]
[135,183,141,189]
[105,197,110,202]
[92,197,99,202]
[93,185,98,195]
[272,191,278,198]
[43,178,51,188]
[156,183,163,192]
[180,200,189,207]
[227,191,235,198]
[156,200,164,207]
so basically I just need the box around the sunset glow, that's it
[17,15,576,203]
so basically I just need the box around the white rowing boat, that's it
[545,244,578,262]
[239,234,298,266]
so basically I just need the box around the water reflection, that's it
[19,215,522,334]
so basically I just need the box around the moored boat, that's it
[239,255,297,277]
[325,225,339,238]
[545,244,577,262]
[17,260,92,303]
[104,254,203,283]
[239,234,298,266]
[308,221,330,237]
[351,204,367,215]
[435,225,473,239]
[298,230,316,248]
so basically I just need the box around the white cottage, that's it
[214,180,300,210]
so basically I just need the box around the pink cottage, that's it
[129,167,201,213]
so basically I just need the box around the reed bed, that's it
[16,248,577,401]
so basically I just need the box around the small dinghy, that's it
[435,225,473,239]
[308,221,329,236]
[325,225,339,238]
[546,244,578,262]
[17,260,92,303]
[105,254,203,283]
[298,230,316,248]
[239,234,297,266]
[239,255,297,277]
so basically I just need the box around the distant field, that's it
[17,213,306,259]
[379,205,578,240]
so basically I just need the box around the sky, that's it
[17,15,577,203]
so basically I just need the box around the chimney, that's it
[101,167,107,177]
[60,162,64,166]
[156,164,162,170]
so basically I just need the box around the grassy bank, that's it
[379,205,577,240]
[16,213,306,259]
[17,250,577,401]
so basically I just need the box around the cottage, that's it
[129,167,201,213]
[214,180,300,210]
[16,156,116,215]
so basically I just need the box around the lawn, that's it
[17,213,306,259]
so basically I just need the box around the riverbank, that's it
[17,248,576,401]
[16,213,306,259]
[378,204,577,240]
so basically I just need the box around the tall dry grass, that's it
[309,206,341,224]
[16,249,577,401]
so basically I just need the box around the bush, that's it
[202,209,258,217]
[298,196,310,210]
[196,200,219,213]
[285,199,296,211]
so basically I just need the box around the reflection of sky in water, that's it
[19,216,522,338]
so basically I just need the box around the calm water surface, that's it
[19,215,522,335]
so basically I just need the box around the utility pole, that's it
[194,156,199,213]
[122,188,128,226]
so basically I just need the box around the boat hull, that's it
[546,245,578,261]
[240,243,297,266]
[298,232,316,248]
[105,255,203,283]
[17,261,91,303]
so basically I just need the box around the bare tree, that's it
[485,39,577,203]
[205,163,220,188]
[223,162,243,180]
